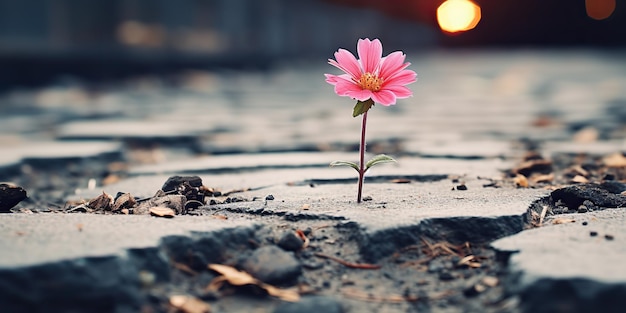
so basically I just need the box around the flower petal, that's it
[325,73,352,85]
[385,69,417,87]
[346,89,373,101]
[357,38,383,74]
[333,49,362,79]
[371,90,397,106]
[334,78,362,97]
[379,51,409,79]
[383,85,412,99]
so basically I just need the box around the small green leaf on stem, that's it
[352,99,375,117]
[330,160,360,172]
[365,154,397,172]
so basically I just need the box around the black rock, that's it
[265,194,275,200]
[241,245,302,285]
[439,271,455,281]
[273,296,343,313]
[550,183,626,210]
[277,231,304,252]
[0,183,27,212]
[161,176,203,192]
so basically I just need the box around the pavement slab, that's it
[0,50,625,312]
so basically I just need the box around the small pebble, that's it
[439,271,455,281]
[582,221,588,226]
[362,195,373,201]
[590,231,598,237]
[277,231,304,252]
[265,194,275,201]
[456,184,468,191]
[605,234,614,241]
[577,205,588,213]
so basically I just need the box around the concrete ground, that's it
[1,50,625,312]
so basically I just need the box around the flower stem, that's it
[357,111,368,203]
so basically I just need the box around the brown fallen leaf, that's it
[113,193,136,212]
[530,173,554,184]
[603,152,626,168]
[207,264,300,302]
[169,295,211,313]
[481,276,499,287]
[149,206,175,218]
[552,218,576,225]
[513,174,529,188]
[571,175,589,184]
[87,191,113,211]
[573,126,599,143]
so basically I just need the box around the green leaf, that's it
[329,160,360,172]
[365,154,397,171]
[352,99,375,117]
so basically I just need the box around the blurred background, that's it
[0,0,624,88]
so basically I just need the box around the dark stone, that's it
[274,296,343,313]
[439,271,455,281]
[582,221,588,226]
[520,278,626,313]
[0,256,142,312]
[301,260,325,270]
[590,231,598,237]
[456,184,468,191]
[265,194,275,200]
[277,231,304,252]
[605,234,615,241]
[161,175,203,192]
[550,184,626,210]
[0,183,27,212]
[241,245,302,285]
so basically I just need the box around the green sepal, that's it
[352,99,375,117]
[365,154,397,172]
[329,160,360,173]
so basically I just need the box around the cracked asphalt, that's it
[1,50,626,312]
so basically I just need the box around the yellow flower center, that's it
[357,72,383,92]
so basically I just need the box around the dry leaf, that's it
[169,295,211,313]
[530,173,554,184]
[573,126,599,143]
[207,264,300,302]
[87,191,113,211]
[390,178,411,184]
[263,285,301,302]
[552,218,576,225]
[571,175,589,184]
[481,276,499,287]
[208,264,257,286]
[603,152,626,168]
[514,174,529,188]
[113,193,136,212]
[149,206,175,218]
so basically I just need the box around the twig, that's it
[314,252,381,269]
[539,205,548,226]
[341,288,418,303]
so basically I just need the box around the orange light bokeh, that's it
[437,0,481,34]
[585,0,616,20]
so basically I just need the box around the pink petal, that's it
[357,38,382,74]
[383,85,412,99]
[385,69,417,87]
[379,51,409,79]
[371,90,397,106]
[334,78,362,97]
[325,73,351,85]
[333,49,362,79]
[346,89,373,101]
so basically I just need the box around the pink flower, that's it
[325,38,417,106]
